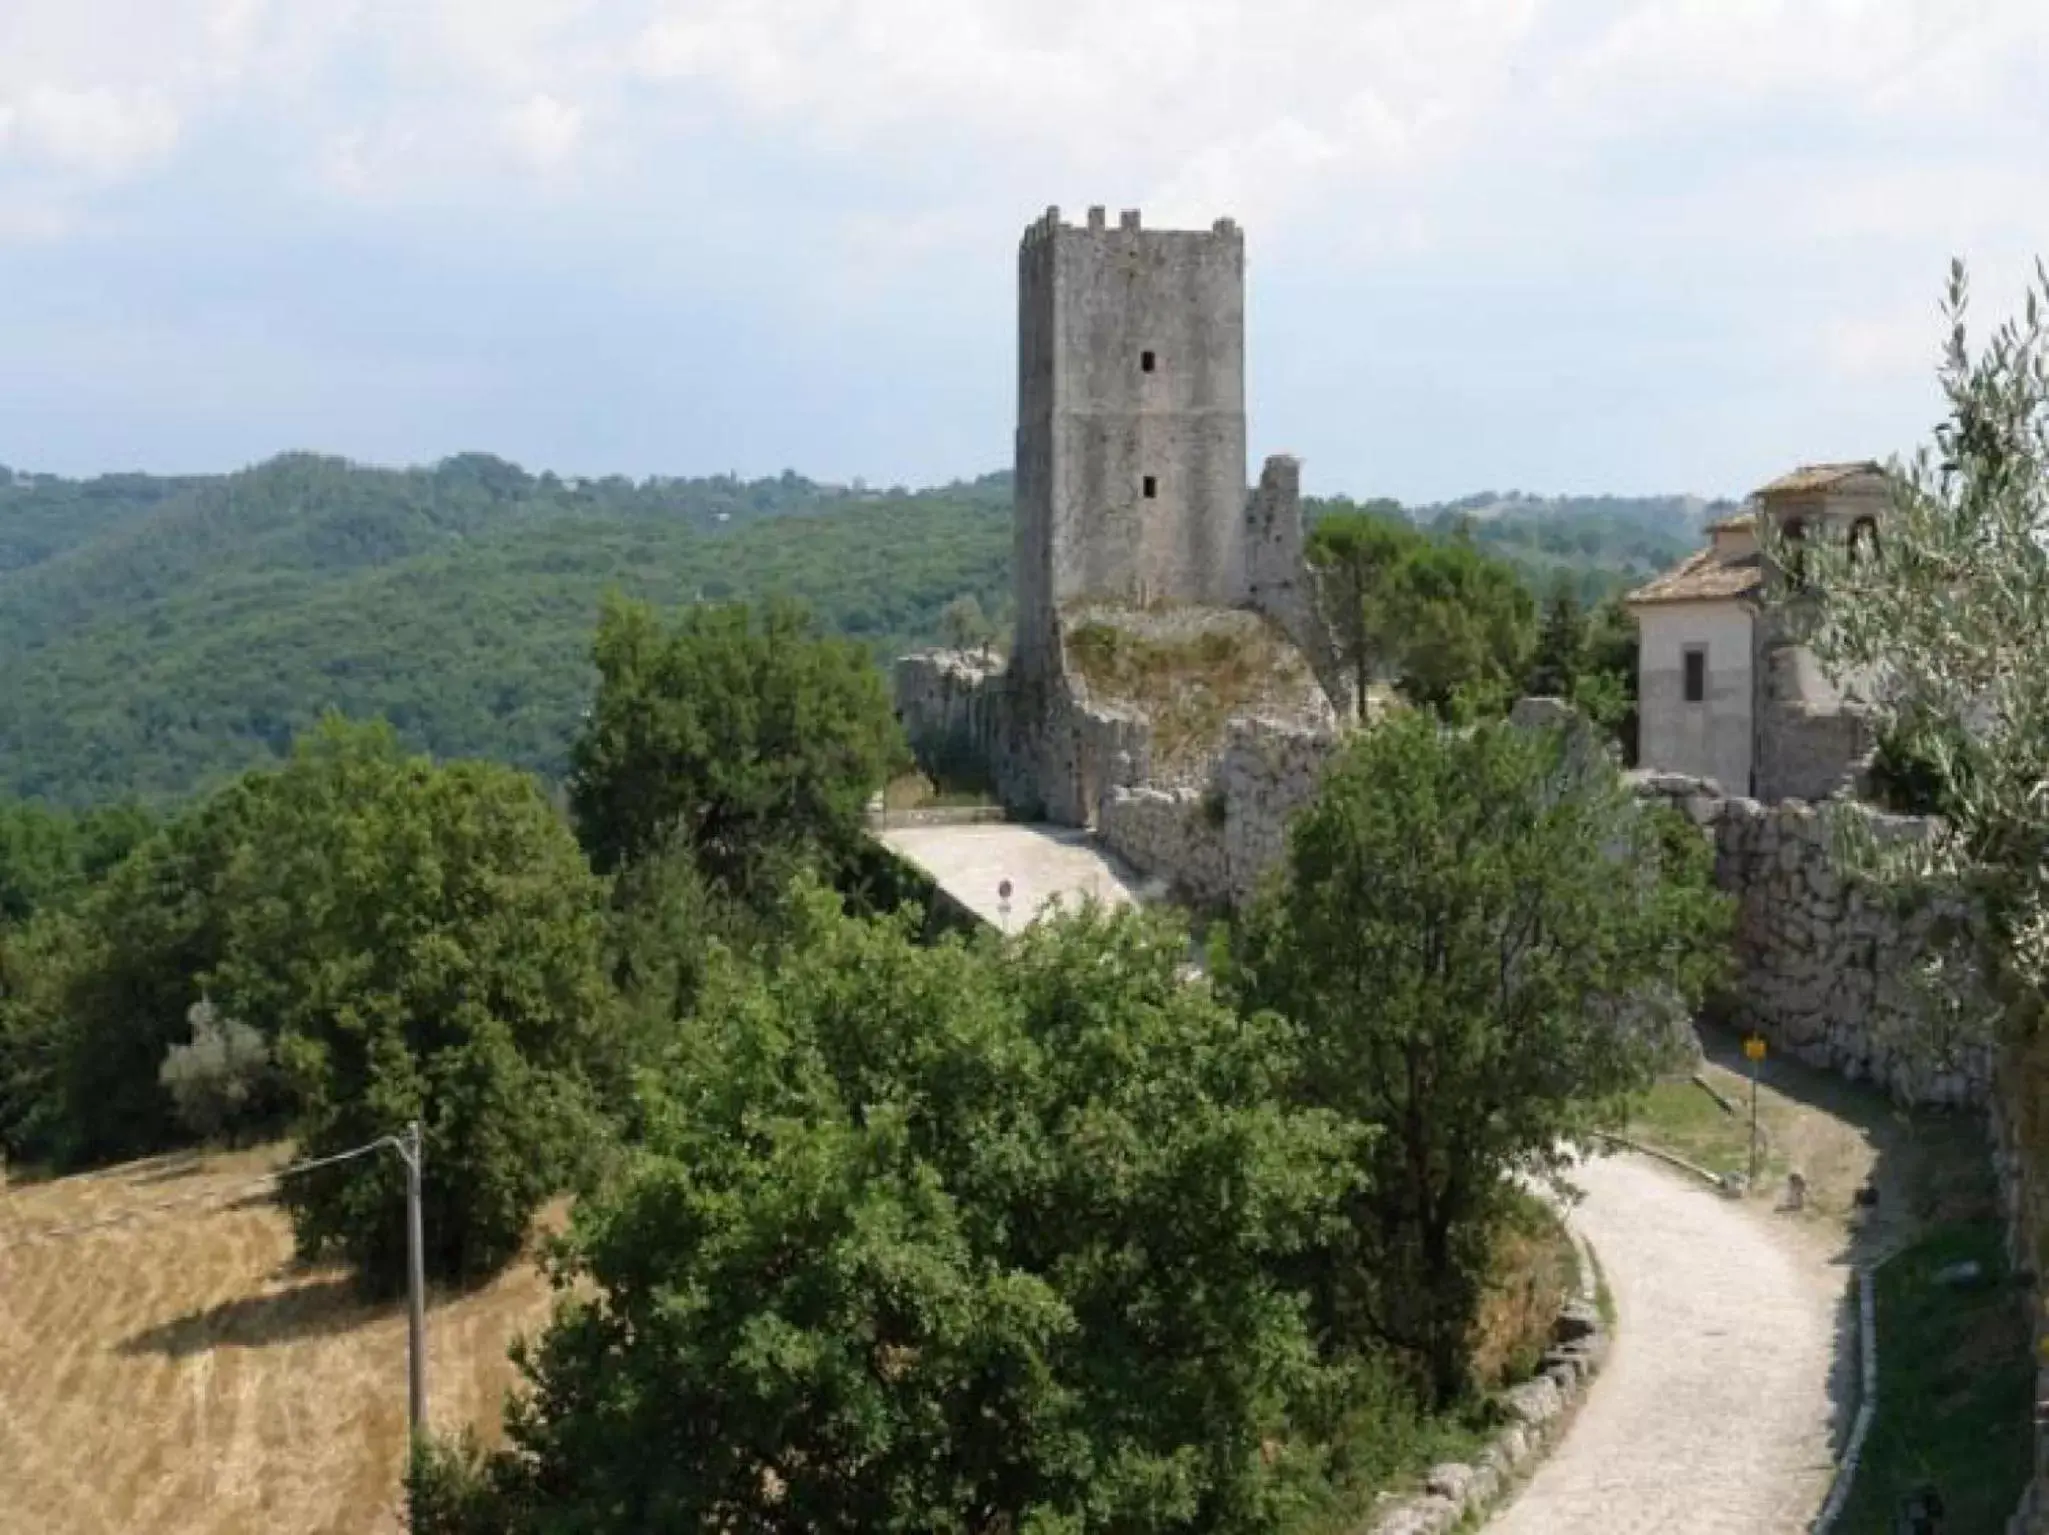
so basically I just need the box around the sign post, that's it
[1743,1034,1767,1185]
[997,878,1013,933]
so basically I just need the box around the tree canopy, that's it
[415,894,1359,1534]
[568,596,906,897]
[1786,259,2049,1045]
[1306,512,1537,718]
[208,718,618,1290]
[0,453,1698,809]
[1227,711,1729,1401]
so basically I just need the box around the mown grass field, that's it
[0,1144,554,1535]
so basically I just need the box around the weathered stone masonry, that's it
[1093,711,1992,1108]
[897,206,1340,833]
[1628,774,1989,1105]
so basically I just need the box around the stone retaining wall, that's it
[1365,1230,1609,1535]
[1097,717,1335,910]
[1095,705,1990,1109]
[1630,772,1991,1107]
[1991,1058,2049,1535]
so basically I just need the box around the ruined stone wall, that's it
[1632,772,1990,1107]
[1099,717,1339,909]
[892,650,1038,812]
[1990,1055,2049,1535]
[1750,604,1875,803]
[893,646,1158,827]
[1240,453,1354,719]
[1094,704,1989,1108]
[1754,692,1873,803]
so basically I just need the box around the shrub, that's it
[158,999,279,1144]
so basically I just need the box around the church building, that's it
[1626,462,1889,800]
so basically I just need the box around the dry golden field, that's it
[0,1144,557,1535]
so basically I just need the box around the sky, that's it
[0,1,2044,504]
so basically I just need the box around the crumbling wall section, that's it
[892,650,1039,814]
[1631,772,1988,1106]
[1755,695,1874,803]
[1099,717,1340,909]
[1240,454,1353,719]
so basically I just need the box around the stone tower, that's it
[1011,205,1249,679]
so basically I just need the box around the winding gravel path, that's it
[1488,1152,1846,1535]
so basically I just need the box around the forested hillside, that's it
[0,455,1010,805]
[0,454,1710,806]
[1319,488,1721,603]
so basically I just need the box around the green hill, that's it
[0,454,1710,808]
[0,455,1010,806]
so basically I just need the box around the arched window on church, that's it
[1850,516,1880,563]
[1782,516,1809,588]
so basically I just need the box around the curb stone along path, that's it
[1484,1153,1841,1535]
[1363,1219,1611,1535]
[1810,1266,1879,1533]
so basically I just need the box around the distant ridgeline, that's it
[0,453,1713,808]
[1311,489,1727,605]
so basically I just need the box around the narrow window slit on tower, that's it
[1683,646,1707,703]
[1142,475,1158,499]
[1140,350,1156,372]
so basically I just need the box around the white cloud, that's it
[501,92,583,172]
[630,0,1535,177]
[1822,306,1946,382]
[0,200,74,244]
[2,0,2046,496]
[0,87,180,179]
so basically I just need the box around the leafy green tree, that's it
[937,591,996,655]
[1522,587,1639,757]
[0,797,154,929]
[1578,594,1642,758]
[1783,259,2049,1047]
[1305,510,1415,720]
[568,596,906,897]
[0,801,79,928]
[417,893,1358,1534]
[1525,584,1586,698]
[209,717,616,1292]
[1228,712,1729,1404]
[1307,514,1537,722]
[0,909,81,1162]
[17,779,270,1165]
[1382,536,1537,716]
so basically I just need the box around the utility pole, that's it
[401,1120,428,1448]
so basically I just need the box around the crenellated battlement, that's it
[1017,205,1242,249]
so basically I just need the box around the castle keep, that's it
[897,205,1338,827]
[1011,206,1250,677]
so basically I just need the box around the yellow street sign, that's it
[1743,1035,1767,1063]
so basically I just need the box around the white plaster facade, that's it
[1629,462,1889,801]
[1636,600,1756,795]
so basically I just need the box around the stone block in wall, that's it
[1637,774,1990,1110]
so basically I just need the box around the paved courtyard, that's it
[875,822,1152,932]
[1488,1151,1845,1534]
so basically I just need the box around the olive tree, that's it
[1776,260,2049,1044]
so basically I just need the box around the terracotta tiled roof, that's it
[1624,545,1763,606]
[1754,461,1889,497]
